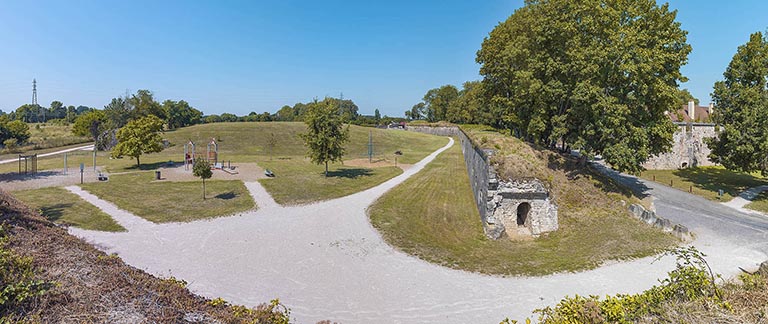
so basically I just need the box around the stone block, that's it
[628,204,644,218]
[641,210,657,225]
[654,218,673,232]
[485,223,505,240]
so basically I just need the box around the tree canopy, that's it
[707,31,768,174]
[111,115,165,166]
[300,99,350,176]
[193,157,213,199]
[476,0,690,173]
[72,110,107,141]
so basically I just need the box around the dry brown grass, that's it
[0,189,290,323]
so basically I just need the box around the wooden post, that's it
[670,179,673,186]
[652,175,656,181]
[689,186,692,193]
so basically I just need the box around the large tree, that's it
[477,0,690,173]
[111,115,165,166]
[300,99,350,176]
[130,89,165,120]
[72,110,107,141]
[163,99,202,129]
[707,32,768,174]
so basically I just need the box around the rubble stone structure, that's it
[643,122,717,170]
[406,125,558,239]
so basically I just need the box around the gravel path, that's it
[68,140,767,323]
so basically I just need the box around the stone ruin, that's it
[484,168,559,239]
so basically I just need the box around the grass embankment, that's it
[0,190,290,323]
[640,167,767,201]
[12,187,124,232]
[370,129,678,276]
[81,172,255,223]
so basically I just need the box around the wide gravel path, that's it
[69,140,767,323]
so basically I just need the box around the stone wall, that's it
[643,123,718,170]
[406,125,559,239]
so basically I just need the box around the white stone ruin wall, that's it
[643,124,718,170]
[490,197,558,236]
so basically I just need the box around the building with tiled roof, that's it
[666,100,714,123]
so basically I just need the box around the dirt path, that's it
[68,138,766,323]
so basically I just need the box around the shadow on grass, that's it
[39,203,74,222]
[325,168,374,179]
[125,161,176,171]
[214,192,237,200]
[0,170,62,181]
[672,167,767,197]
[546,153,651,199]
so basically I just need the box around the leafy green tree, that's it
[5,120,30,144]
[73,110,107,140]
[406,102,425,120]
[163,99,202,129]
[111,115,165,166]
[677,88,700,107]
[300,99,350,176]
[374,109,381,124]
[192,157,213,199]
[422,85,459,122]
[477,0,690,173]
[104,97,133,128]
[220,113,238,122]
[707,32,768,174]
[49,101,66,120]
[275,105,294,121]
[130,90,165,120]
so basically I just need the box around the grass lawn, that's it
[745,192,768,214]
[639,167,768,201]
[11,187,124,232]
[81,172,255,223]
[258,159,403,205]
[370,135,678,276]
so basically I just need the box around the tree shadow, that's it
[672,167,768,197]
[214,192,237,200]
[0,170,62,182]
[326,168,374,178]
[126,161,175,171]
[39,203,74,222]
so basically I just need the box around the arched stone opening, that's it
[517,202,531,226]
[681,162,688,168]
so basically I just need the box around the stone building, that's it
[643,100,719,170]
[485,171,558,239]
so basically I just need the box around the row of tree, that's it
[5,102,94,124]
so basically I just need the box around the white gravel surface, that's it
[68,137,766,323]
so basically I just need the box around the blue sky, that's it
[0,1,766,117]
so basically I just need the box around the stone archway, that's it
[517,202,531,226]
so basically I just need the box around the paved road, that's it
[66,142,767,323]
[593,161,768,261]
[0,144,94,164]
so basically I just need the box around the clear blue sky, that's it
[0,1,766,117]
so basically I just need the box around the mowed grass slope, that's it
[370,131,678,276]
[12,187,124,232]
[640,167,767,202]
[81,172,255,223]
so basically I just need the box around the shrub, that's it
[0,225,54,320]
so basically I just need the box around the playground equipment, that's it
[184,140,196,170]
[18,154,38,175]
[207,138,218,165]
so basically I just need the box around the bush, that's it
[536,247,725,323]
[0,225,54,320]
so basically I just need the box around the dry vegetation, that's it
[0,189,290,323]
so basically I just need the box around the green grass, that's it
[745,192,768,214]
[0,122,446,173]
[370,135,678,276]
[11,187,124,232]
[81,172,255,223]
[639,167,768,201]
[258,159,403,205]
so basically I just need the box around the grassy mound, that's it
[0,189,289,323]
[370,128,678,276]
